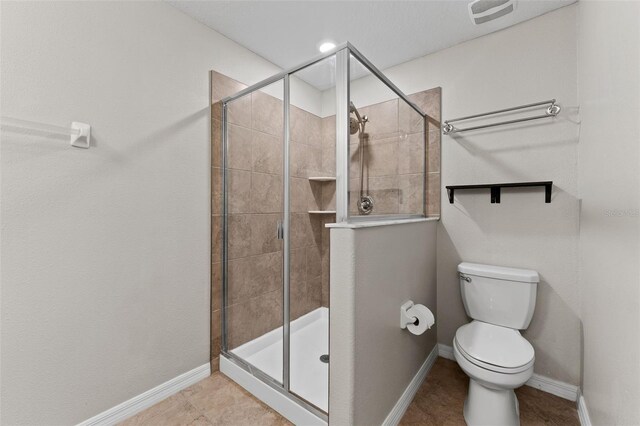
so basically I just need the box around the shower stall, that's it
[212,43,427,424]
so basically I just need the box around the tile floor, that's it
[400,358,580,425]
[121,358,579,426]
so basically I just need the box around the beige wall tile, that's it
[251,251,282,294]
[211,262,222,312]
[228,214,251,259]
[308,275,322,309]
[307,181,322,212]
[290,177,309,213]
[211,167,223,215]
[250,173,282,213]
[211,215,222,262]
[427,172,441,217]
[228,257,252,304]
[399,100,425,136]
[408,87,441,123]
[227,124,252,171]
[291,142,322,178]
[252,131,283,175]
[399,174,425,215]
[227,289,283,349]
[398,133,426,175]
[360,99,399,140]
[211,71,247,103]
[322,184,336,211]
[228,169,252,214]
[290,106,307,145]
[249,213,282,256]
[306,244,322,278]
[211,118,222,168]
[290,248,307,287]
[308,114,322,147]
[290,213,311,250]
[228,95,252,128]
[366,137,399,177]
[322,115,336,146]
[252,91,283,138]
[427,130,441,174]
[210,357,219,373]
[322,142,336,176]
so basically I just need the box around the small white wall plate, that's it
[70,122,91,149]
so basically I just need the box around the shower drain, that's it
[319,354,329,363]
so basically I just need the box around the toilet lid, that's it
[455,321,534,370]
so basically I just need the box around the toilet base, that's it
[463,379,520,426]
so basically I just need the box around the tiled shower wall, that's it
[211,70,440,371]
[323,88,441,218]
[210,71,332,370]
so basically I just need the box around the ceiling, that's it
[168,0,575,90]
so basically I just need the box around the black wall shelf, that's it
[446,181,553,204]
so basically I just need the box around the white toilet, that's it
[453,262,539,426]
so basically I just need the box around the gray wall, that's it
[577,1,640,424]
[329,220,438,425]
[0,2,283,424]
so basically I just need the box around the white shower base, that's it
[227,307,328,414]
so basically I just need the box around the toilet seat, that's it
[454,321,534,374]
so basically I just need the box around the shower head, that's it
[350,117,360,135]
[349,101,368,134]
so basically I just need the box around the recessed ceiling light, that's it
[318,42,336,53]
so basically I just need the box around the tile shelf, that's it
[308,177,336,182]
[446,181,553,204]
[308,210,337,214]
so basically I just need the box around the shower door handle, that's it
[276,220,284,240]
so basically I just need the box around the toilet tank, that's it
[458,262,539,329]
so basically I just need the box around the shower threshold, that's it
[220,307,328,425]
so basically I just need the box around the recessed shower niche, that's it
[210,43,441,424]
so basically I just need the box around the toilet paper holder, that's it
[400,300,421,329]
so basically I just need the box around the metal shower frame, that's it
[218,42,426,421]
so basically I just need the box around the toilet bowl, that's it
[453,321,534,426]
[455,262,539,426]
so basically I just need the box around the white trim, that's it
[526,373,579,401]
[577,392,592,426]
[77,363,211,426]
[220,355,326,426]
[438,343,455,361]
[382,345,439,426]
[437,344,579,401]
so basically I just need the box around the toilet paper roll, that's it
[406,304,435,336]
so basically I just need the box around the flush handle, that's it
[460,273,472,282]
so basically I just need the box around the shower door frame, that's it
[218,42,426,422]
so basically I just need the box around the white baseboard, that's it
[437,344,579,402]
[526,373,579,401]
[382,345,439,426]
[77,363,211,426]
[438,343,455,361]
[577,392,592,426]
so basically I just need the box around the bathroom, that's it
[1,1,638,426]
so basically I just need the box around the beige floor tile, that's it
[122,359,576,426]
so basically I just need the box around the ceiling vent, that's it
[468,0,516,25]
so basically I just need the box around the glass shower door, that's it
[286,56,336,413]
[223,79,285,385]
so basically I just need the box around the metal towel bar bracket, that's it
[443,99,560,134]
